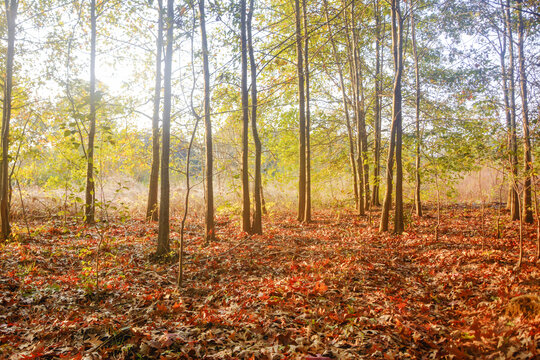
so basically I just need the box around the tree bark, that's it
[295,0,307,222]
[146,0,163,222]
[504,0,520,221]
[323,0,358,209]
[345,0,364,215]
[303,0,311,223]
[411,2,422,217]
[247,0,262,234]
[392,0,404,234]
[371,0,382,207]
[354,31,370,211]
[156,0,174,255]
[380,0,404,234]
[0,0,18,240]
[201,0,215,242]
[516,0,533,224]
[240,0,251,233]
[84,0,97,225]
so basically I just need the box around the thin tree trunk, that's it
[248,0,262,234]
[392,0,404,234]
[85,0,97,225]
[411,2,422,217]
[0,0,17,240]
[355,40,370,211]
[345,0,364,215]
[372,0,382,207]
[516,0,533,224]
[156,0,174,255]
[240,0,251,233]
[380,0,404,233]
[350,0,369,209]
[323,0,358,209]
[499,0,512,217]
[295,0,307,222]
[303,0,311,223]
[146,0,163,221]
[504,0,520,220]
[201,0,214,242]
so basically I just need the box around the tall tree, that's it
[240,0,251,233]
[516,0,533,224]
[345,0,364,215]
[392,0,404,234]
[84,0,97,224]
[372,0,383,207]
[410,1,422,217]
[502,0,519,221]
[380,0,404,234]
[295,0,307,222]
[323,0,359,209]
[146,0,163,221]
[352,5,370,212]
[0,0,18,240]
[156,0,174,255]
[303,0,311,223]
[201,0,215,242]
[248,0,262,234]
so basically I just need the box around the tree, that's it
[240,0,251,233]
[201,0,214,242]
[248,0,262,234]
[323,0,359,210]
[146,0,163,221]
[303,0,312,223]
[156,0,174,256]
[345,0,364,215]
[502,0,519,221]
[410,1,422,217]
[84,0,97,224]
[371,0,383,207]
[516,0,533,224]
[295,0,307,222]
[380,0,404,234]
[0,0,18,240]
[352,1,370,212]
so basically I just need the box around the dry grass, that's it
[9,167,538,222]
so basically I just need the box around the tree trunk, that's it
[85,0,97,225]
[247,0,262,234]
[295,0,307,222]
[504,0,519,221]
[354,37,370,211]
[303,0,311,223]
[240,0,251,233]
[499,0,512,217]
[156,0,174,255]
[372,0,382,207]
[201,0,214,242]
[411,2,422,217]
[516,0,533,224]
[323,0,358,209]
[380,0,404,234]
[345,0,364,215]
[146,0,163,222]
[0,0,18,240]
[392,0,404,234]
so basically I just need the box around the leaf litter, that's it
[0,207,538,359]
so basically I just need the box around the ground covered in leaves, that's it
[0,206,539,359]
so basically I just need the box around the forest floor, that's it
[0,205,539,359]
